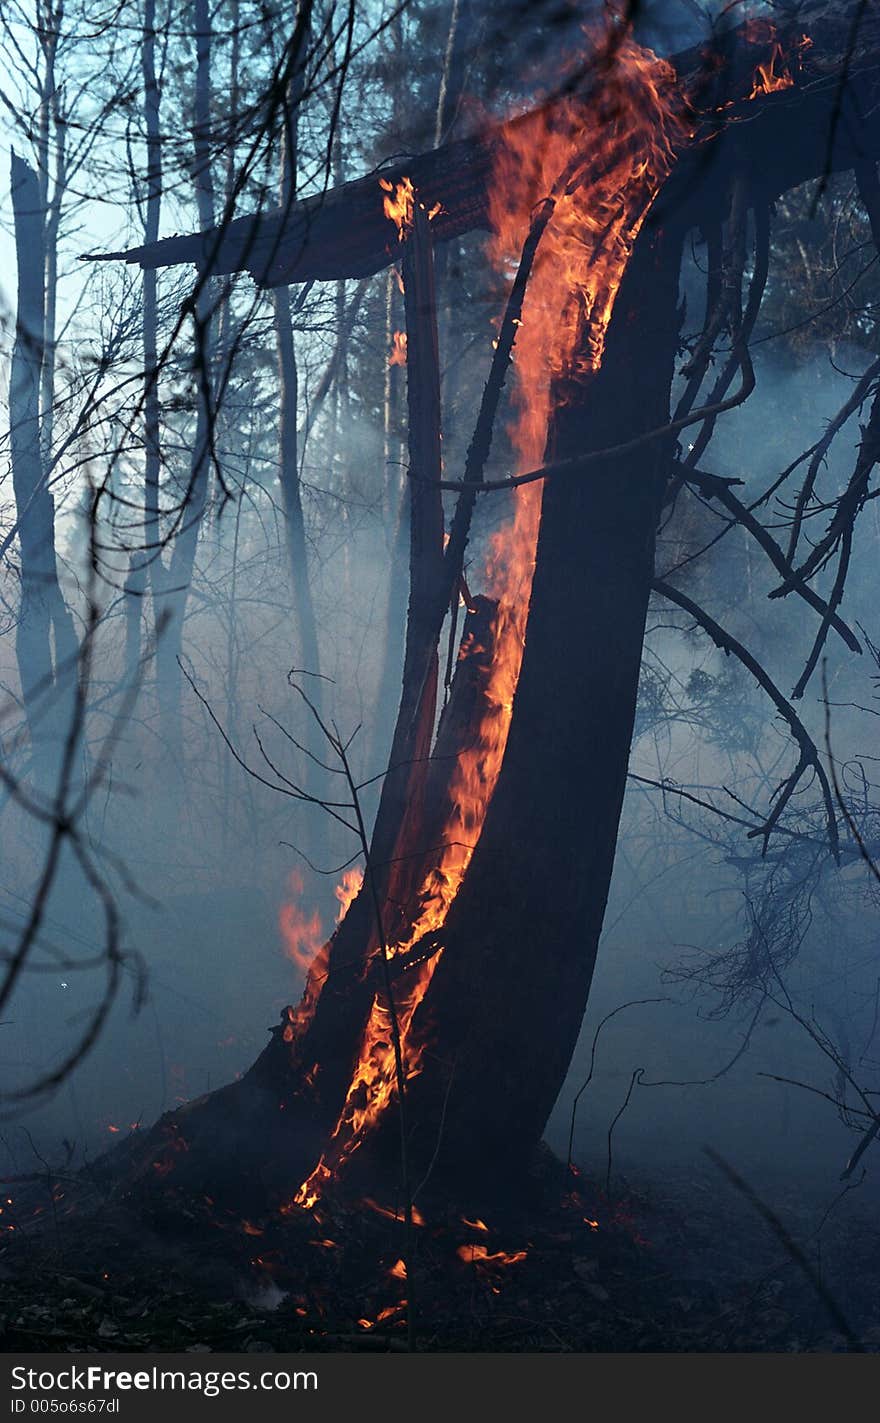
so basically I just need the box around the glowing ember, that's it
[462,1216,490,1232]
[388,1258,407,1280]
[456,1244,528,1267]
[358,1303,404,1329]
[363,1197,427,1227]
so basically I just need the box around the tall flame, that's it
[380,175,415,241]
[278,866,364,1046]
[334,866,364,923]
[292,32,691,1208]
[743,19,810,99]
[749,44,794,98]
[388,329,408,367]
[279,869,323,976]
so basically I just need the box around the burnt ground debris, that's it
[2,1146,878,1353]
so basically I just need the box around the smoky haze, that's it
[3,317,878,1222]
[1,0,878,1256]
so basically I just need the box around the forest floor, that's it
[1,1144,878,1353]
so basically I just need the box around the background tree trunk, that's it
[155,0,215,765]
[272,0,323,737]
[124,0,164,677]
[9,152,78,779]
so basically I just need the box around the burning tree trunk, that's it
[400,222,686,1177]
[95,4,880,1210]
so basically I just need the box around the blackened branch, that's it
[679,462,861,652]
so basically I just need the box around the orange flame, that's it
[488,35,689,460]
[748,43,794,98]
[278,867,364,1047]
[742,19,809,100]
[380,175,415,241]
[279,869,323,976]
[334,866,364,923]
[294,30,691,1211]
[388,330,408,367]
[380,175,443,242]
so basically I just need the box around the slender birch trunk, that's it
[155,0,216,765]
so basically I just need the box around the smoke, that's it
[2,2,879,1223]
[550,323,880,1200]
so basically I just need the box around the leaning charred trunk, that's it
[395,217,687,1180]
